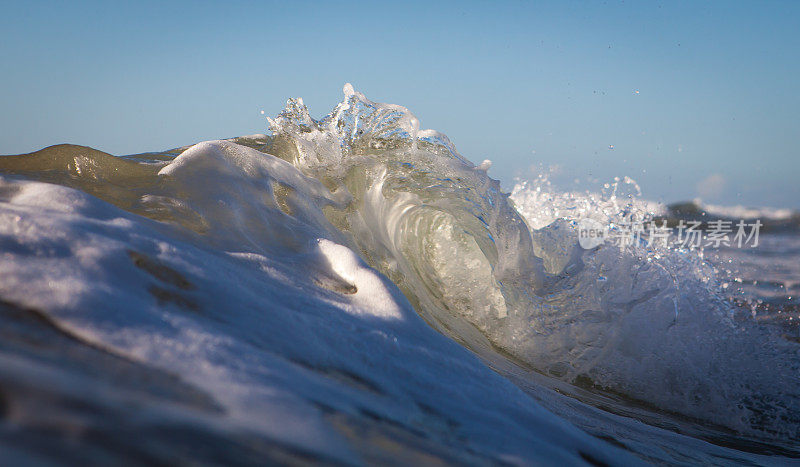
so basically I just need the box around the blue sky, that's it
[1,1,798,207]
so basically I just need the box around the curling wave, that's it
[265,84,800,442]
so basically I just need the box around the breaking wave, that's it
[1,83,798,462]
[265,84,800,442]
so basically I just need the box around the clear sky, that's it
[1,1,798,207]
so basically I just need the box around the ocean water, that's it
[0,84,798,465]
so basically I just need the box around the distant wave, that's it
[658,200,800,233]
